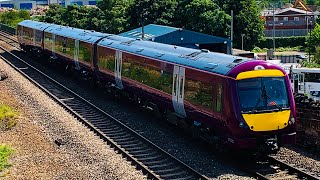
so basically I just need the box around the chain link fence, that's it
[264,29,309,37]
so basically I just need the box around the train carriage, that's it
[17,20,297,153]
[17,20,51,52]
[42,24,108,73]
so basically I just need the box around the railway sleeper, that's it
[131,152,158,159]
[125,146,149,152]
[128,149,153,155]
[114,137,136,143]
[147,162,175,170]
[120,142,144,148]
[137,155,162,162]
[155,166,182,175]
[158,171,189,179]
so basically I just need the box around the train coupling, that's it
[257,135,279,154]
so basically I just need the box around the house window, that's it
[274,17,279,21]
[294,17,299,21]
[283,17,288,21]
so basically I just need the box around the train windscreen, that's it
[237,77,290,113]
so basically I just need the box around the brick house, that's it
[262,0,319,37]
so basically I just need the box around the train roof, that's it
[19,20,109,43]
[44,24,109,44]
[18,20,253,75]
[98,36,252,75]
[18,20,52,31]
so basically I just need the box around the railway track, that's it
[0,30,319,180]
[0,31,208,180]
[248,155,319,179]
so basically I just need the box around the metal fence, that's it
[274,55,299,63]
[0,24,16,35]
[264,29,309,37]
[259,54,302,63]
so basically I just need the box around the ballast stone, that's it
[0,70,8,81]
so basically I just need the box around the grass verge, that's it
[0,144,14,172]
[0,103,17,130]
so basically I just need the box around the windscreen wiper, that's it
[247,85,283,113]
[262,85,283,111]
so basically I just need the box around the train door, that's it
[172,66,186,117]
[74,39,80,70]
[298,73,305,94]
[32,29,36,45]
[114,50,123,89]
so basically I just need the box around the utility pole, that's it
[272,5,276,52]
[309,20,312,62]
[231,10,233,52]
[241,34,245,50]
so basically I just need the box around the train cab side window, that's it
[215,83,223,112]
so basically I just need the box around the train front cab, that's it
[228,62,297,153]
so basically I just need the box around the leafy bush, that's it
[302,61,320,68]
[0,103,17,130]
[252,46,303,52]
[0,9,30,28]
[0,144,14,172]
[257,36,306,49]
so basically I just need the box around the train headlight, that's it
[239,121,248,129]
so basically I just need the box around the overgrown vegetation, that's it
[0,144,14,172]
[252,46,303,53]
[0,103,17,130]
[0,9,30,28]
[256,36,307,50]
[305,23,320,66]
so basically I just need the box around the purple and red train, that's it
[17,20,297,153]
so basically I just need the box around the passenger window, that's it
[184,78,213,112]
[97,47,115,71]
[79,41,91,63]
[44,32,52,49]
[35,30,42,43]
[122,56,173,94]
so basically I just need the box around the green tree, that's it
[218,0,264,49]
[102,0,133,33]
[0,9,30,28]
[306,23,320,64]
[39,4,64,24]
[128,0,178,28]
[174,0,230,37]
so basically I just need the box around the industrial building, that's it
[119,24,232,55]
[0,0,96,9]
